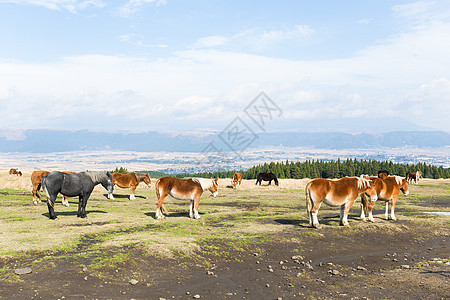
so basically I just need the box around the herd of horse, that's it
[8,168,422,227]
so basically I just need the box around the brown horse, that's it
[360,176,409,221]
[232,172,242,188]
[406,172,416,184]
[155,177,219,219]
[305,176,377,228]
[31,170,75,206]
[108,172,152,200]
[9,168,22,176]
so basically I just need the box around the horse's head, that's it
[103,172,114,194]
[209,177,219,197]
[400,178,409,196]
[361,177,377,202]
[143,174,152,187]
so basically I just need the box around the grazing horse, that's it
[155,177,219,219]
[9,168,22,176]
[256,172,279,186]
[406,172,417,184]
[42,171,113,219]
[31,170,76,206]
[108,172,152,200]
[305,176,377,228]
[360,176,409,221]
[377,170,389,179]
[232,172,242,188]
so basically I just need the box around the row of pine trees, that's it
[183,159,449,180]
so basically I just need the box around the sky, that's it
[0,0,449,134]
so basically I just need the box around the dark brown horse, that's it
[108,172,152,200]
[256,172,279,186]
[31,170,76,206]
[155,177,218,219]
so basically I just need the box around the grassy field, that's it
[1,169,448,257]
[0,169,449,299]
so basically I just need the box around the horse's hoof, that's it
[33,201,38,206]
[50,216,57,220]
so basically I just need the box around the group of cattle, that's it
[7,168,422,227]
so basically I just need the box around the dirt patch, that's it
[1,221,448,299]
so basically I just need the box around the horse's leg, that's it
[189,200,194,218]
[360,194,367,221]
[47,193,58,219]
[129,185,136,200]
[193,195,201,219]
[33,183,40,205]
[77,196,83,217]
[156,193,169,219]
[341,199,356,226]
[384,201,389,220]
[310,201,322,229]
[62,195,70,207]
[268,180,272,185]
[390,196,398,220]
[340,204,346,225]
[367,200,375,222]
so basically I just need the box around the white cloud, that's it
[116,0,167,17]
[0,0,105,12]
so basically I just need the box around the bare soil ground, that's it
[0,170,448,299]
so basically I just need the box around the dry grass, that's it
[0,168,448,259]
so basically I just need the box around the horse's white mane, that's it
[188,177,216,191]
[356,175,371,189]
[394,175,402,185]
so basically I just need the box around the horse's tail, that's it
[155,178,161,199]
[41,178,53,207]
[360,193,369,219]
[305,181,313,217]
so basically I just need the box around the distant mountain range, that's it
[0,129,449,153]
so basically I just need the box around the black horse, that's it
[256,172,279,186]
[42,171,113,219]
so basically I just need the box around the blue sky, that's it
[1,0,449,133]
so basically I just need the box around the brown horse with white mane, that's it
[9,168,22,176]
[360,176,409,221]
[305,176,377,228]
[155,177,219,219]
[108,172,152,200]
[406,171,422,184]
[31,170,76,206]
[232,172,242,188]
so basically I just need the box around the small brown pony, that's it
[31,170,75,206]
[360,176,409,221]
[108,172,152,200]
[9,168,22,176]
[232,172,242,188]
[305,176,377,228]
[155,177,219,219]
[406,171,422,184]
